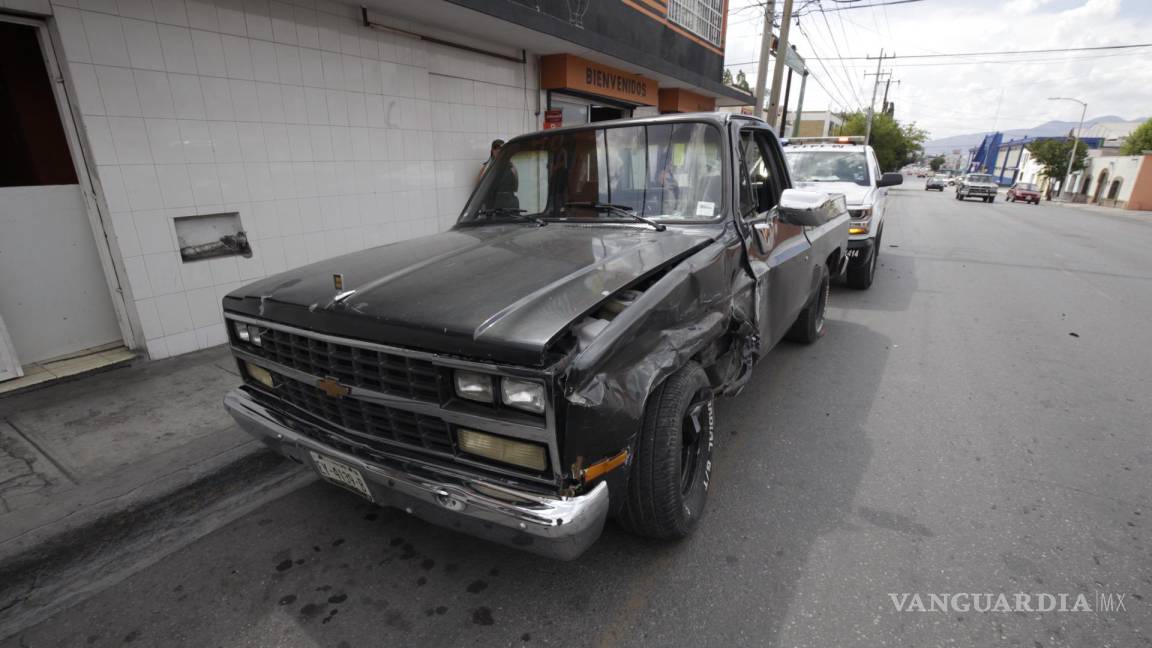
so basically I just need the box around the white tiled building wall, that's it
[42,0,537,359]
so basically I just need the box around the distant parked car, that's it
[926,175,948,191]
[1006,182,1041,204]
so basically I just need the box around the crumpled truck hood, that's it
[223,224,714,366]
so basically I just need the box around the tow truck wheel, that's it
[846,240,877,290]
[786,267,829,343]
[618,362,714,540]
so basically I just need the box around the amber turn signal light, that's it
[581,450,629,483]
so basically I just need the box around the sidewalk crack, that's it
[3,419,79,486]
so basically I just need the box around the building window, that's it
[667,0,724,47]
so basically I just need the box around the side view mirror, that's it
[877,172,903,187]
[778,189,847,227]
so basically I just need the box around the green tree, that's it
[734,70,752,93]
[837,111,928,171]
[929,156,945,171]
[722,68,734,86]
[1120,117,1152,155]
[1026,138,1089,188]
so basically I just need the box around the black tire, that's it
[618,362,714,539]
[846,239,877,289]
[786,268,829,343]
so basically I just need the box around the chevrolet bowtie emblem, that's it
[316,376,350,398]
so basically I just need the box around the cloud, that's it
[724,0,1151,139]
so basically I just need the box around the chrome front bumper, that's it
[224,388,609,560]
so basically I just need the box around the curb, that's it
[0,446,316,640]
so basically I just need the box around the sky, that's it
[722,0,1152,141]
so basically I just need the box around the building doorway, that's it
[0,18,124,383]
[1092,170,1109,204]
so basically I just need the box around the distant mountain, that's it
[922,116,1145,155]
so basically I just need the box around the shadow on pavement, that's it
[4,323,891,648]
[833,243,918,313]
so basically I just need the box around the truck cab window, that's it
[739,129,779,218]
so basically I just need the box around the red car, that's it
[1006,182,1041,204]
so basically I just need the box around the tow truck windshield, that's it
[784,150,871,186]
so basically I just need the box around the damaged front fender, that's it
[558,232,756,472]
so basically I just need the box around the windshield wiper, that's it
[473,207,547,226]
[563,201,666,232]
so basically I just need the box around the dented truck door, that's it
[735,125,813,350]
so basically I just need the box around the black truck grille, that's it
[254,377,455,455]
[253,328,442,401]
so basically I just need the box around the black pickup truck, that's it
[222,113,849,560]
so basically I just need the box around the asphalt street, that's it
[6,182,1151,648]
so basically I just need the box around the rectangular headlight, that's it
[231,321,263,346]
[500,378,545,414]
[457,429,547,471]
[454,370,494,403]
[848,207,873,219]
[244,361,276,388]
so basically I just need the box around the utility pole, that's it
[881,78,900,115]
[779,67,793,134]
[863,70,891,141]
[790,70,808,137]
[864,50,894,145]
[765,0,795,126]
[1048,96,1087,199]
[752,0,775,119]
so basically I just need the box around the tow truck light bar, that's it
[781,135,865,146]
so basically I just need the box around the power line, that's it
[830,49,1152,69]
[811,3,863,105]
[809,42,1152,61]
[828,4,865,103]
[725,42,1152,67]
[794,20,856,110]
[796,0,927,13]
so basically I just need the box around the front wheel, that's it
[618,362,714,540]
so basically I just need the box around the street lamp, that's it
[1048,97,1087,200]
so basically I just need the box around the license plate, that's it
[847,249,860,258]
[310,451,373,501]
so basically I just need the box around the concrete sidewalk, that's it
[1047,199,1152,220]
[0,345,314,639]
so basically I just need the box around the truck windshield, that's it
[784,150,870,186]
[463,122,724,223]
[968,174,995,183]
